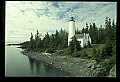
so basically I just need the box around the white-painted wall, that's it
[68,21,75,45]
[83,33,91,47]
[77,38,84,47]
[77,33,91,47]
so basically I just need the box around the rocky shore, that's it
[21,50,100,77]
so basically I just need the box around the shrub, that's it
[84,44,87,48]
[63,48,71,55]
[95,49,103,62]
[81,50,87,57]
[46,48,54,53]
[91,48,97,60]
[87,41,91,48]
[72,50,80,57]
[96,58,115,77]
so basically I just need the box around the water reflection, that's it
[35,60,41,74]
[28,57,69,77]
[5,46,69,77]
[28,57,35,72]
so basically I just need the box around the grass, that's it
[82,44,105,57]
[35,44,105,58]
[93,44,105,51]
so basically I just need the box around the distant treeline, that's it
[20,16,116,53]
[6,43,21,46]
[20,28,68,52]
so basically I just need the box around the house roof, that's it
[75,34,84,39]
[71,34,84,39]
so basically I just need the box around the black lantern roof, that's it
[69,17,75,22]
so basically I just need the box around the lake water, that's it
[5,46,69,77]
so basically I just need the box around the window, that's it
[79,41,81,44]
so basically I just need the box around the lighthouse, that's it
[68,17,75,45]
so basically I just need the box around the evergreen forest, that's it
[20,16,116,77]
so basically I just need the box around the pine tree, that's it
[111,19,116,41]
[85,23,89,33]
[104,16,112,41]
[92,23,98,44]
[55,30,60,48]
[69,36,81,55]
[69,39,75,54]
[82,27,85,33]
[59,29,68,48]
[29,32,36,50]
[30,32,34,41]
[98,25,106,43]
[35,30,40,50]
[89,23,99,44]
[89,23,93,42]
[49,34,55,49]
[42,32,50,49]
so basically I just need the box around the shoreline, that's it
[22,50,96,77]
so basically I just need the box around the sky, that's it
[5,1,117,44]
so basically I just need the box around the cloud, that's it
[52,1,59,8]
[5,1,117,43]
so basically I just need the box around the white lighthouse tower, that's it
[68,17,75,45]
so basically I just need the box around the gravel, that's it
[22,50,96,77]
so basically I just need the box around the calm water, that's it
[5,46,69,77]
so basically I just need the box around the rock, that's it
[22,50,99,77]
[108,65,116,77]
[87,60,97,71]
